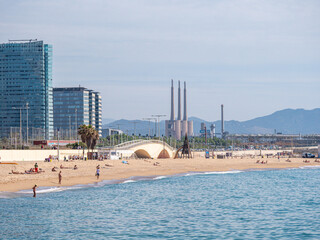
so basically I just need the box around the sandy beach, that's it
[1,157,319,192]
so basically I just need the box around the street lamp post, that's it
[151,115,166,138]
[75,108,78,144]
[26,103,29,145]
[19,108,22,146]
[69,116,71,140]
[57,128,60,160]
[132,121,138,140]
[12,107,22,147]
[143,118,155,140]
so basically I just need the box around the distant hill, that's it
[102,118,115,125]
[102,108,320,136]
[102,119,165,136]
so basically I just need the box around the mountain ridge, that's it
[102,108,320,136]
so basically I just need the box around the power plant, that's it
[165,80,193,140]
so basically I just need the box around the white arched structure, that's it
[115,140,176,159]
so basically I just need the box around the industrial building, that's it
[0,40,53,141]
[102,128,124,138]
[53,87,102,138]
[200,122,216,138]
[165,80,193,140]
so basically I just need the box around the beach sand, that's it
[1,157,319,192]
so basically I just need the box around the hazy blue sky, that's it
[1,0,319,121]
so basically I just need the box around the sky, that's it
[1,0,320,121]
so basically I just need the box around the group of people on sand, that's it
[32,164,99,197]
[51,165,78,171]
[59,164,78,170]
[63,155,82,161]
[255,160,268,164]
[10,163,45,175]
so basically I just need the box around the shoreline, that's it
[1,157,320,193]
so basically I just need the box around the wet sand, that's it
[1,157,319,192]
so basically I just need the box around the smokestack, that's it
[221,104,224,137]
[170,79,174,121]
[183,81,187,121]
[177,81,181,120]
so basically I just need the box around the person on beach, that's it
[74,165,78,170]
[34,163,38,173]
[59,171,62,184]
[32,185,37,197]
[96,168,100,179]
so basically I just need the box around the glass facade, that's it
[0,40,53,140]
[53,87,102,138]
[95,93,102,136]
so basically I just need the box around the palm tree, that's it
[78,124,99,159]
[78,124,88,157]
[90,130,99,151]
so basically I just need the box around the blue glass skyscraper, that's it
[0,40,53,141]
[53,87,102,139]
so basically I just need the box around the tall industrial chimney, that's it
[170,79,174,121]
[221,104,224,137]
[183,81,187,121]
[177,81,181,120]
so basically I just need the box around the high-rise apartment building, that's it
[0,40,53,140]
[53,87,102,138]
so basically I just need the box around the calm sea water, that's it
[1,166,320,240]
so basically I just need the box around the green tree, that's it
[78,124,100,158]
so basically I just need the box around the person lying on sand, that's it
[105,163,113,167]
[286,159,291,162]
[25,168,38,174]
[122,161,129,165]
[60,164,72,169]
[256,160,260,163]
[52,167,58,172]
[73,165,78,170]
[153,162,160,166]
[10,170,24,174]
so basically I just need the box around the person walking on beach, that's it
[59,171,62,184]
[32,185,37,197]
[34,163,38,173]
[96,167,100,180]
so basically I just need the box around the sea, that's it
[0,166,320,240]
